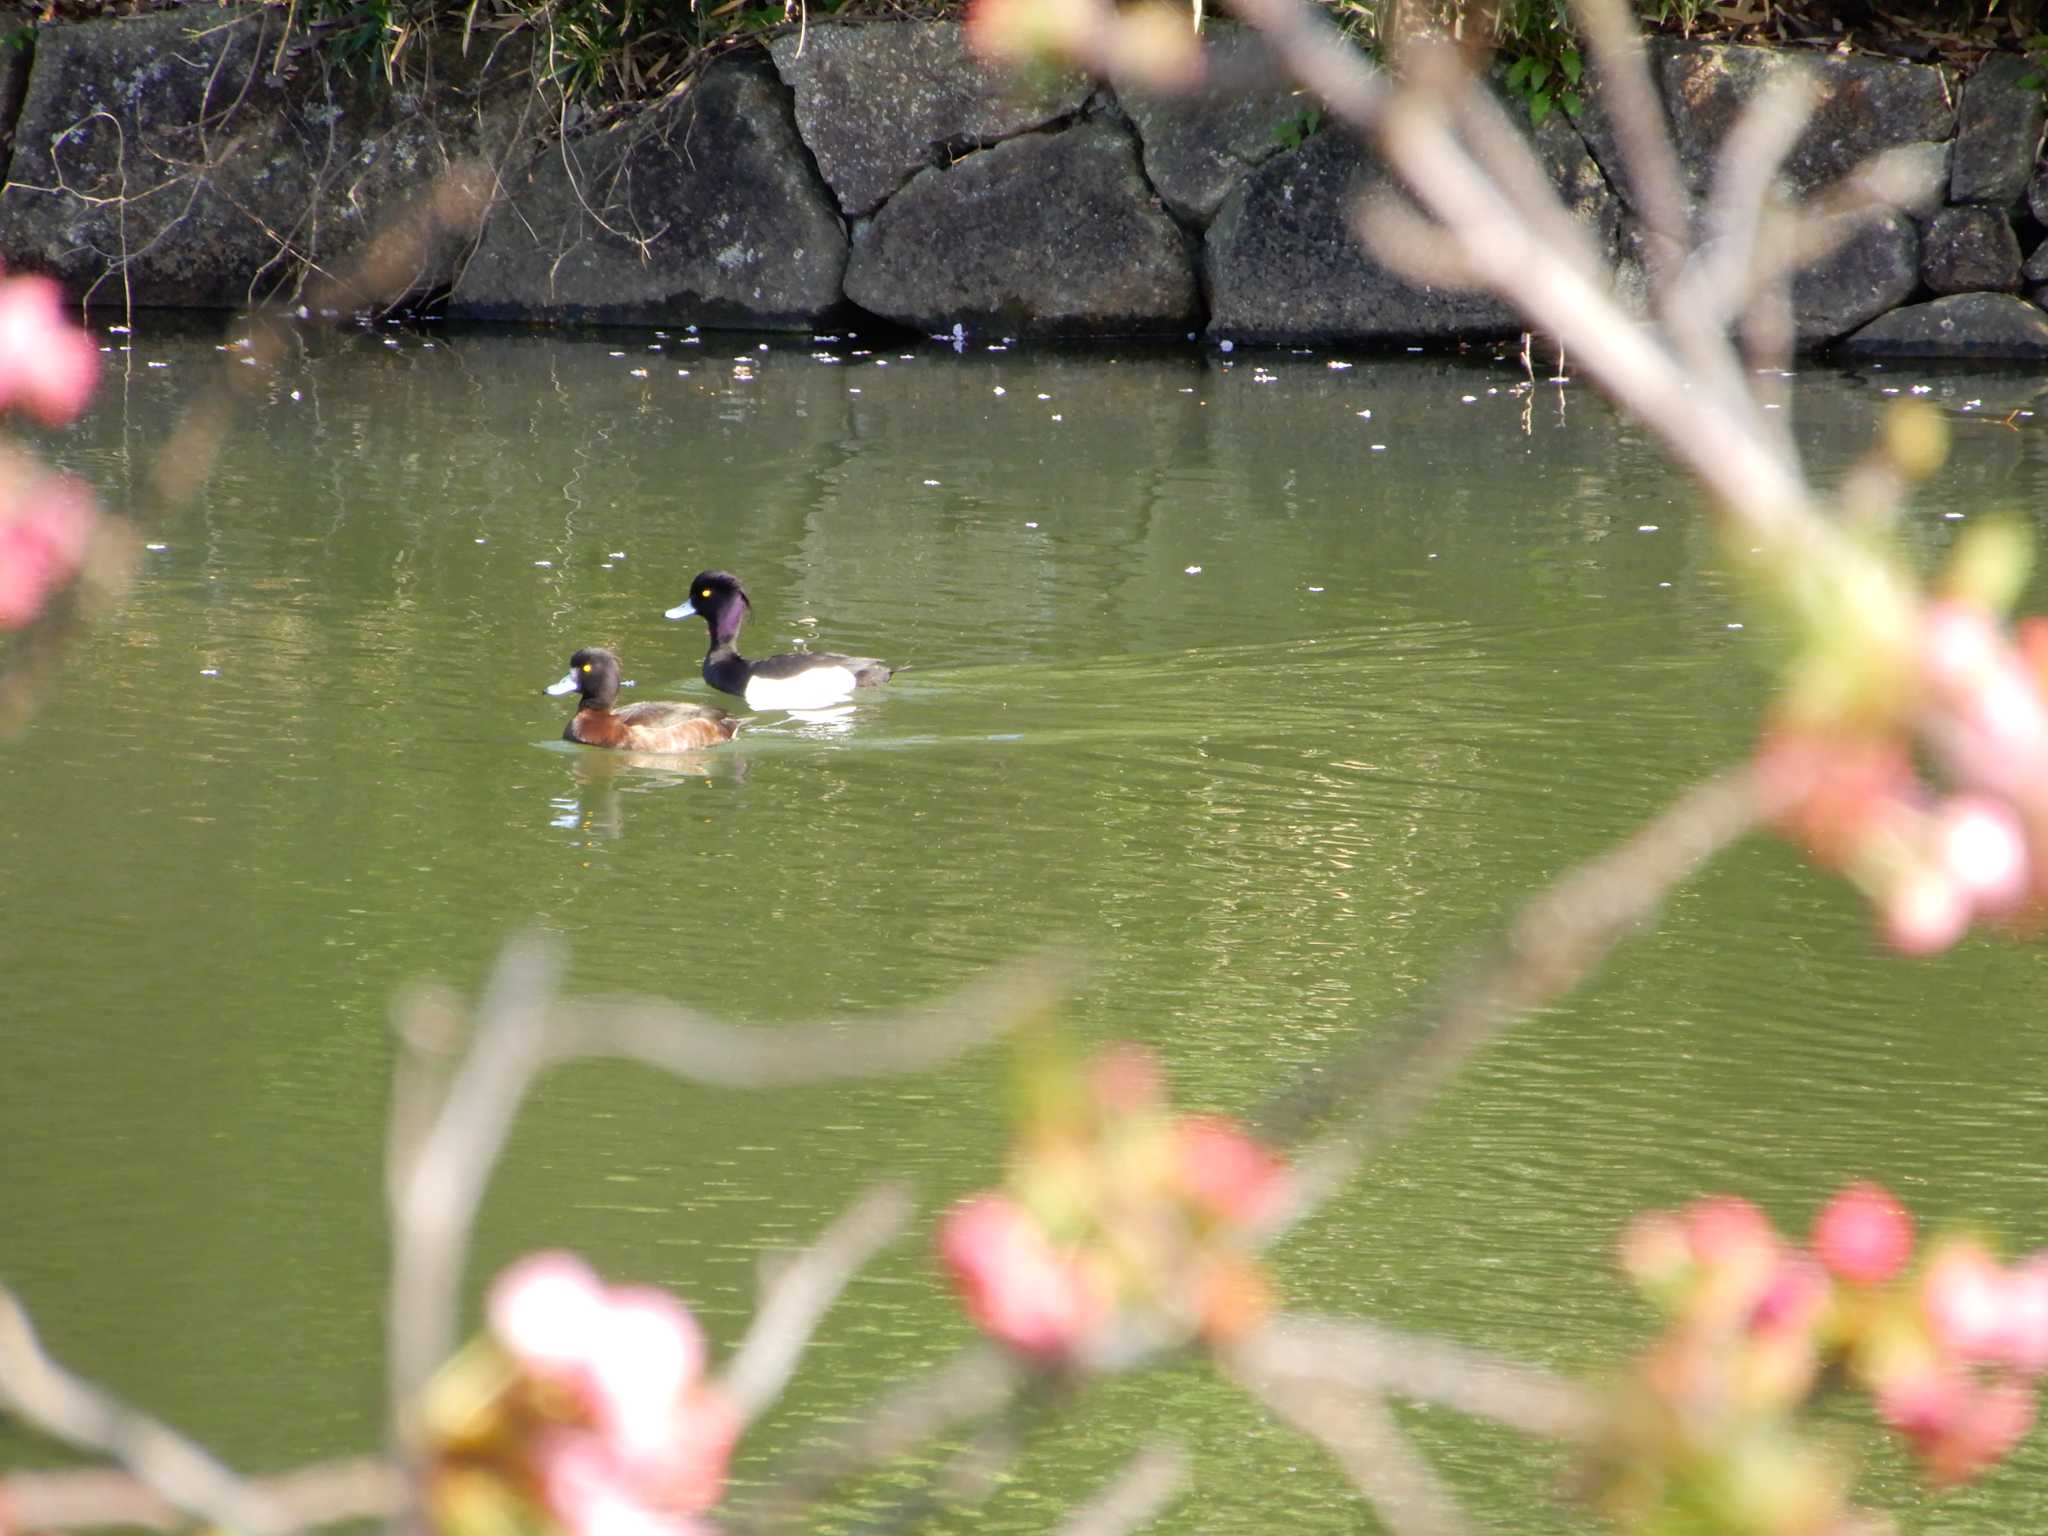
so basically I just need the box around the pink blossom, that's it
[1089,1043,1164,1115]
[0,472,97,630]
[532,1432,716,1536]
[489,1251,613,1382]
[1996,1255,2048,1375]
[1921,1240,2009,1361]
[1934,796,2031,915]
[583,1287,707,1471]
[1879,867,1971,956]
[0,273,99,427]
[1750,1254,1830,1336]
[1811,1182,1913,1286]
[1173,1116,1288,1227]
[1683,1196,1776,1267]
[939,1194,1112,1360]
[1920,601,2003,694]
[1875,1358,1968,1444]
[1617,1211,1690,1289]
[1926,1378,2035,1485]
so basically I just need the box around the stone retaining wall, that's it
[5,8,2048,356]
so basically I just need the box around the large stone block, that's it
[1841,293,2048,357]
[1793,211,1920,346]
[844,116,1196,337]
[1205,114,1618,345]
[0,7,519,308]
[769,22,1089,218]
[1114,23,1305,227]
[1921,205,2021,294]
[1951,53,2045,206]
[1657,41,1953,199]
[449,55,846,329]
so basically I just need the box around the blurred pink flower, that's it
[1999,1256,2048,1376]
[1811,1182,1913,1286]
[1089,1041,1165,1115]
[487,1252,735,1516]
[584,1287,707,1467]
[1174,1116,1288,1227]
[1879,867,1972,956]
[940,1194,1112,1360]
[1683,1196,1776,1267]
[1921,1241,2009,1362]
[0,272,99,427]
[1618,1210,1691,1289]
[489,1251,613,1382]
[0,471,97,629]
[1933,796,2031,915]
[532,1431,716,1536]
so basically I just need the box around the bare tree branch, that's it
[1054,1443,1189,1536]
[1259,762,1772,1205]
[0,1459,401,1535]
[386,939,1067,1460]
[0,1287,292,1534]
[1231,1365,1471,1536]
[1231,1315,1602,1440]
[720,1183,916,1426]
[729,1345,1024,1534]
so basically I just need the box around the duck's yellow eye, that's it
[580,663,592,673]
[700,587,711,598]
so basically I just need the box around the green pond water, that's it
[6,324,2048,1531]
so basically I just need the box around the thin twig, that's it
[1054,1442,1190,1536]
[1230,1315,1602,1440]
[729,1345,1024,1533]
[0,1288,290,1534]
[0,1458,402,1535]
[1258,763,1772,1204]
[720,1183,916,1426]
[387,941,1066,1443]
[1230,1366,1471,1536]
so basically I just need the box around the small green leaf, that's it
[1561,89,1583,118]
[1529,59,1550,88]
[1530,88,1553,126]
[1506,56,1533,88]
[1560,48,1582,85]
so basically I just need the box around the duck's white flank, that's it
[744,665,861,710]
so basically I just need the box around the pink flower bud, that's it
[0,273,99,427]
[1996,1255,2048,1375]
[584,1287,708,1470]
[531,1431,716,1536]
[0,473,97,630]
[1617,1210,1690,1290]
[1684,1196,1777,1267]
[1811,1182,1913,1286]
[1751,1254,1831,1336]
[1174,1116,1288,1227]
[1921,601,2003,695]
[489,1251,611,1381]
[1089,1043,1164,1115]
[1922,1240,2009,1361]
[1934,796,2031,915]
[939,1194,1112,1361]
[1927,1378,2035,1485]
[1879,867,1971,955]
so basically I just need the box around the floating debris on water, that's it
[1638,524,1659,533]
[145,542,167,552]
[1185,565,1202,575]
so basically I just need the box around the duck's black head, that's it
[665,570,751,643]
[544,646,622,708]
